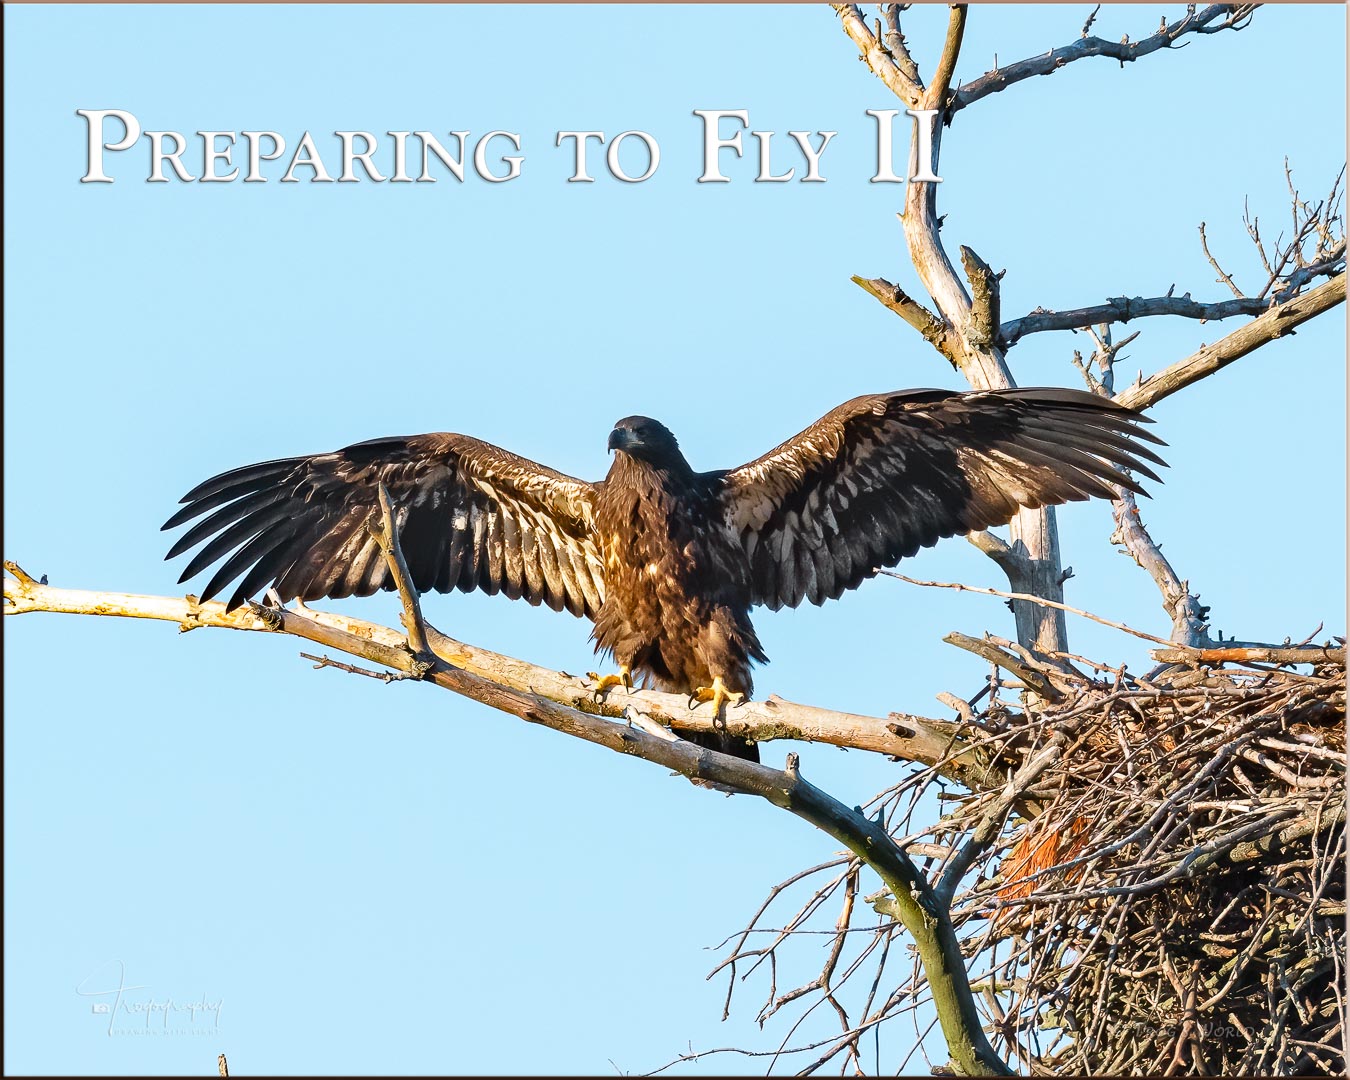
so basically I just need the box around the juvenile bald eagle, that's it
[164,387,1164,761]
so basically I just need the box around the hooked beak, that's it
[608,428,636,453]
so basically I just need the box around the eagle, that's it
[163,386,1164,761]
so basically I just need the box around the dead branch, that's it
[1114,272,1345,412]
[881,569,1184,651]
[930,4,968,120]
[1109,487,1213,649]
[843,4,1072,657]
[371,482,431,659]
[959,245,1001,350]
[1152,645,1346,666]
[850,275,961,366]
[881,4,924,94]
[1004,291,1286,347]
[943,632,1065,703]
[949,5,1259,116]
[831,4,922,108]
[4,561,1010,1075]
[2,569,1008,791]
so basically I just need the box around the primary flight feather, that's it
[164,386,1165,761]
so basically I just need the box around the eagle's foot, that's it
[688,676,745,718]
[586,666,632,701]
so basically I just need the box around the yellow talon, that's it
[689,675,745,716]
[586,667,632,699]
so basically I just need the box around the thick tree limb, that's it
[3,565,1012,1076]
[1,572,1005,791]
[949,5,1259,116]
[1113,273,1345,411]
[838,3,1072,656]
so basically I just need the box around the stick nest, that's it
[948,654,1345,1075]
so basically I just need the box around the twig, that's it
[1199,221,1246,298]
[300,651,414,683]
[942,632,1065,702]
[2,559,42,588]
[936,737,1064,904]
[880,569,1184,650]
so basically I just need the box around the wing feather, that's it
[164,433,604,614]
[719,387,1166,610]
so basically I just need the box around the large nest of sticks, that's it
[946,650,1346,1075]
[703,644,1344,1077]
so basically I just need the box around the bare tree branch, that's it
[1200,220,1246,298]
[1,571,1005,790]
[880,570,1186,651]
[1151,645,1346,666]
[1004,290,1290,347]
[841,3,1073,656]
[881,4,925,94]
[2,564,1012,1077]
[850,275,962,366]
[959,245,1001,350]
[832,4,922,108]
[1004,171,1343,349]
[1113,272,1345,411]
[949,5,1260,116]
[371,482,432,659]
[1108,488,1213,648]
[930,4,969,119]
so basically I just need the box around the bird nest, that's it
[944,651,1346,1075]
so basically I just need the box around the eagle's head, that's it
[608,416,684,466]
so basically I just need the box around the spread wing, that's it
[163,433,606,615]
[719,387,1166,611]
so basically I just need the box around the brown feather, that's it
[720,387,1165,610]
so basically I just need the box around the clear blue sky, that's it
[4,4,1344,1075]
